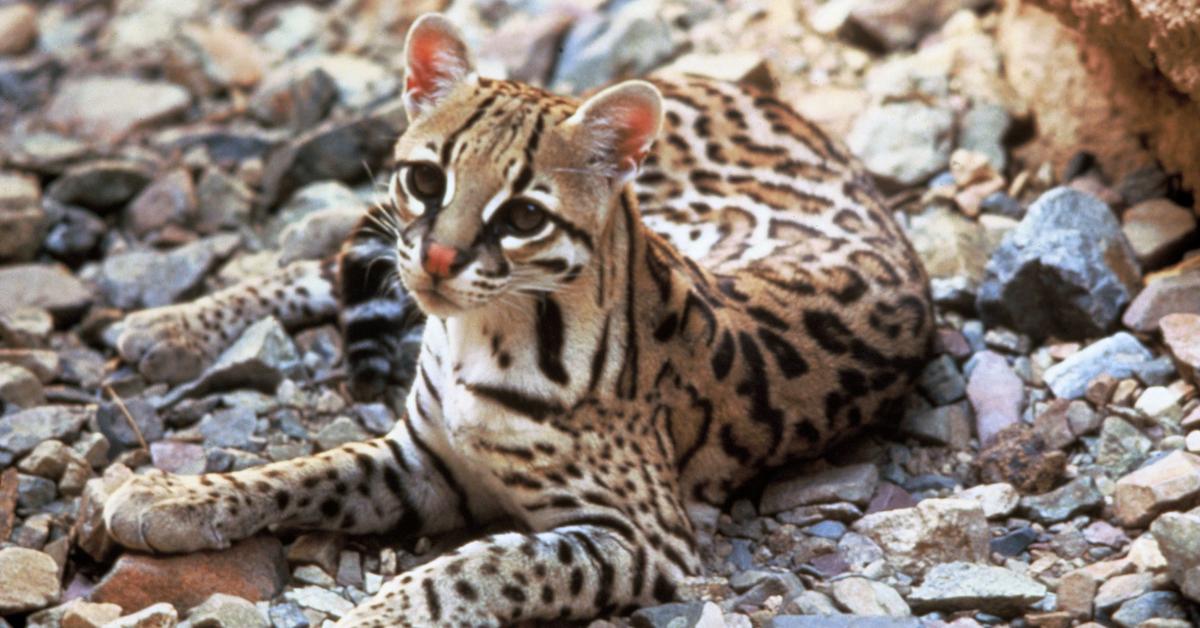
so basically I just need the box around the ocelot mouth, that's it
[410,287,463,316]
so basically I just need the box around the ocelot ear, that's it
[403,13,476,120]
[567,81,664,183]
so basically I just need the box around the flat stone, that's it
[899,401,972,448]
[831,577,910,616]
[1094,572,1153,612]
[0,306,52,348]
[0,349,61,382]
[314,416,367,452]
[908,562,1047,616]
[250,66,338,130]
[918,354,967,404]
[177,23,268,91]
[1122,270,1200,332]
[1161,313,1200,385]
[1112,591,1187,628]
[186,592,269,628]
[852,498,988,577]
[1151,510,1200,602]
[1020,475,1104,524]
[1114,450,1200,527]
[760,463,879,514]
[0,404,93,457]
[1043,332,1155,400]
[199,407,257,450]
[266,602,310,628]
[848,101,954,187]
[0,264,94,320]
[126,168,196,236]
[105,602,177,628]
[91,536,287,614]
[277,205,366,265]
[95,234,239,309]
[630,601,707,628]
[0,547,61,613]
[61,600,124,628]
[767,616,921,628]
[967,351,1024,446]
[0,362,44,407]
[990,526,1038,557]
[176,316,300,397]
[44,76,191,142]
[955,482,1019,519]
[45,159,155,214]
[283,586,353,619]
[1033,400,1077,449]
[194,168,253,234]
[977,188,1141,341]
[149,441,206,475]
[0,170,47,263]
[1122,199,1196,270]
[552,1,678,92]
[1096,416,1152,476]
[0,3,37,55]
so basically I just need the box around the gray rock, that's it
[990,526,1038,557]
[1118,165,1170,206]
[959,102,1011,171]
[852,498,988,577]
[630,602,706,628]
[967,351,1024,447]
[176,317,301,399]
[186,593,268,628]
[761,463,879,514]
[94,234,240,309]
[552,1,679,92]
[314,416,368,451]
[1151,511,1200,602]
[283,586,353,618]
[1095,416,1152,476]
[918,355,966,404]
[831,577,909,617]
[977,188,1141,341]
[42,201,106,266]
[277,205,366,264]
[0,547,61,613]
[97,397,164,451]
[848,101,954,187]
[43,76,191,142]
[267,602,310,628]
[0,307,52,348]
[899,401,972,448]
[106,602,178,628]
[908,561,1047,616]
[1019,476,1104,524]
[805,520,847,540]
[17,473,56,510]
[354,403,395,435]
[979,191,1024,219]
[0,405,93,456]
[0,264,93,320]
[199,407,257,450]
[842,0,988,51]
[251,66,338,130]
[1112,591,1187,628]
[1043,332,1155,400]
[126,168,196,235]
[194,168,254,234]
[768,617,920,628]
[45,158,155,213]
[1122,199,1195,270]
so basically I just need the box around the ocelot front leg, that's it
[103,419,490,553]
[338,402,703,627]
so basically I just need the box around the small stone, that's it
[287,533,343,574]
[18,472,56,509]
[1188,431,1200,452]
[760,463,879,514]
[804,520,846,540]
[1114,450,1200,527]
[1129,533,1169,572]
[1096,416,1153,476]
[91,536,287,614]
[978,188,1141,341]
[831,577,910,616]
[0,547,61,613]
[199,407,257,450]
[1122,199,1196,270]
[126,168,196,236]
[955,483,1018,519]
[1066,400,1103,436]
[0,264,94,320]
[918,355,966,404]
[187,592,269,628]
[0,349,60,382]
[1122,270,1200,332]
[1019,476,1104,524]
[95,234,240,309]
[0,306,52,348]
[1044,333,1155,400]
[355,403,395,436]
[967,351,1024,446]
[284,586,353,619]
[661,52,775,92]
[44,77,191,143]
[1151,510,1200,602]
[908,562,1047,616]
[177,317,301,395]
[990,526,1038,557]
[1161,313,1200,385]
[61,601,124,628]
[312,416,366,451]
[106,603,177,628]
[176,24,268,91]
[194,168,254,234]
[1082,520,1128,548]
[1112,591,1187,628]
[848,101,954,187]
[250,67,338,130]
[552,1,679,92]
[0,362,43,407]
[768,617,920,628]
[292,564,334,587]
[335,550,363,589]
[1135,386,1185,423]
[0,404,92,457]
[852,498,988,577]
[0,3,37,55]
[1094,572,1153,612]
[150,441,207,475]
[17,440,71,479]
[0,170,46,263]
[899,401,972,448]
[267,602,310,628]
[45,159,155,214]
[630,602,707,628]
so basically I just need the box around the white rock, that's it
[956,482,1019,519]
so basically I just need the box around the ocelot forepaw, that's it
[103,470,240,553]
[116,306,216,385]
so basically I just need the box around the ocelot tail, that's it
[104,13,933,627]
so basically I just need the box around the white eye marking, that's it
[523,190,559,212]
[500,221,554,249]
[480,189,511,223]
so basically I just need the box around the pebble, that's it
[0,547,61,613]
[852,498,988,577]
[1114,450,1200,527]
[314,417,368,452]
[186,592,269,628]
[284,586,354,619]
[1121,198,1196,269]
[918,354,966,404]
[91,536,287,614]
[1160,313,1200,385]
[831,577,910,616]
[105,603,178,628]
[760,463,879,514]
[45,158,156,213]
[1094,572,1154,612]
[277,205,367,265]
[268,602,311,628]
[631,601,707,628]
[966,351,1024,446]
[44,76,191,142]
[354,403,395,435]
[177,24,268,91]
[848,101,954,187]
[990,526,1038,557]
[0,3,37,55]
[0,264,94,320]
[1121,269,1200,332]
[0,170,45,263]
[767,616,920,628]
[1150,510,1200,602]
[0,362,44,407]
[1019,475,1103,524]
[977,188,1141,341]
[43,201,106,266]
[94,233,240,309]
[126,168,196,236]
[251,66,338,130]
[150,440,207,474]
[0,404,92,457]
[1111,591,1187,627]
[177,316,301,396]
[552,1,678,92]
[199,407,258,450]
[955,483,1018,519]
[0,306,52,348]
[899,401,972,448]
[908,562,1047,616]
[194,168,254,234]
[61,600,124,628]
[18,472,57,510]
[1043,332,1155,400]
[1096,416,1152,476]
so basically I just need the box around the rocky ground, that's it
[1,0,1200,627]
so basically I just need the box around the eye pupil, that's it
[407,163,446,204]
[502,200,547,235]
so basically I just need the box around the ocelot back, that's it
[104,13,933,626]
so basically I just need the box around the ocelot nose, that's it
[422,241,463,279]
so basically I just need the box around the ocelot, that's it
[104,13,933,626]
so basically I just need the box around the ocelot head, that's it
[384,13,663,318]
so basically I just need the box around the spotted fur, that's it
[105,14,932,627]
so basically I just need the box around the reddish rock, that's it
[1123,270,1200,333]
[1114,450,1200,527]
[90,536,286,614]
[979,424,1066,494]
[1161,313,1200,385]
[967,351,1025,447]
[866,481,917,515]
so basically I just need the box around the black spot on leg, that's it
[653,572,675,603]
[454,580,478,601]
[422,578,442,621]
[320,498,342,518]
[274,491,290,511]
[569,567,584,595]
[500,585,526,604]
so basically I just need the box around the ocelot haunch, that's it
[103,13,933,626]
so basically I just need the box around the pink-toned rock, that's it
[1122,199,1196,269]
[179,24,268,89]
[1122,269,1200,331]
[90,536,286,614]
[44,77,190,143]
[0,3,37,55]
[967,351,1025,447]
[1114,450,1200,527]
[149,441,206,475]
[1161,313,1200,385]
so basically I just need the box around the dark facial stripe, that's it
[616,192,640,400]
[536,297,569,385]
[466,382,565,421]
[441,94,499,166]
[587,314,611,394]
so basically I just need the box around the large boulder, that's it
[977,187,1140,340]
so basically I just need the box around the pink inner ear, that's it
[616,105,657,164]
[406,27,459,99]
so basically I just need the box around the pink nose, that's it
[423,242,459,278]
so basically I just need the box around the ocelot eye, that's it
[405,162,446,206]
[499,199,549,236]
